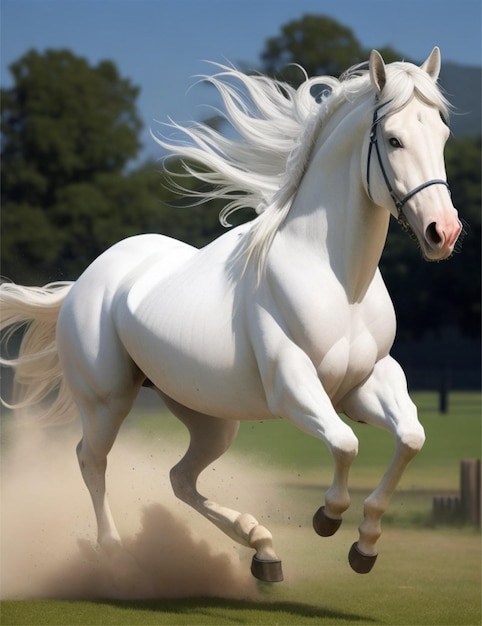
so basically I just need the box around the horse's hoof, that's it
[250,555,283,582]
[348,542,377,574]
[312,506,342,537]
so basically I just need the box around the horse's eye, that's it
[389,137,402,148]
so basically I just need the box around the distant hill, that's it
[439,62,481,137]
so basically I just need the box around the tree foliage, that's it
[2,50,141,190]
[260,14,402,85]
[1,49,145,281]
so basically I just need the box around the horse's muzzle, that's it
[423,218,464,260]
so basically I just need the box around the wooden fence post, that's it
[438,367,449,414]
[460,459,481,526]
[432,459,481,526]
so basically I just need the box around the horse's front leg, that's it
[257,344,359,536]
[341,355,425,573]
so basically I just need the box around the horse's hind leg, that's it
[76,393,136,552]
[57,281,144,553]
[74,390,159,597]
[161,394,283,582]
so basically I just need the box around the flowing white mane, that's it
[154,60,450,270]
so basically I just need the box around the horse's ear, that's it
[420,47,441,81]
[369,50,386,94]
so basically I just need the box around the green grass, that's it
[2,392,480,625]
[2,526,480,625]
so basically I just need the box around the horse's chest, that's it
[317,327,380,398]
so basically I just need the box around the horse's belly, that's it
[129,321,269,420]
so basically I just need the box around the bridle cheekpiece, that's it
[366,101,450,234]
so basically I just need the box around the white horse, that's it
[1,49,463,582]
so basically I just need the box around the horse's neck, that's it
[281,106,390,303]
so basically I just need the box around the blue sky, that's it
[1,0,481,162]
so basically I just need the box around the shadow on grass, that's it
[98,596,376,624]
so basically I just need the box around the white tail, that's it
[0,281,76,423]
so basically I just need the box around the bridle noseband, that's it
[366,102,450,229]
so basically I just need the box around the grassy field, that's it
[1,391,480,625]
[1,525,480,625]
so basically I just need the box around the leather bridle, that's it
[366,102,450,228]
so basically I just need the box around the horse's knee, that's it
[329,428,359,464]
[398,424,425,459]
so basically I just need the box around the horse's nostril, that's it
[426,222,442,245]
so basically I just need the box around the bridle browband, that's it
[366,101,450,227]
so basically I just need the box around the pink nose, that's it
[424,220,463,257]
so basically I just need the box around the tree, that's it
[260,14,402,86]
[2,49,141,192]
[1,49,144,282]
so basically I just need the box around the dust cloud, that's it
[0,416,264,600]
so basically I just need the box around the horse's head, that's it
[365,48,463,261]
